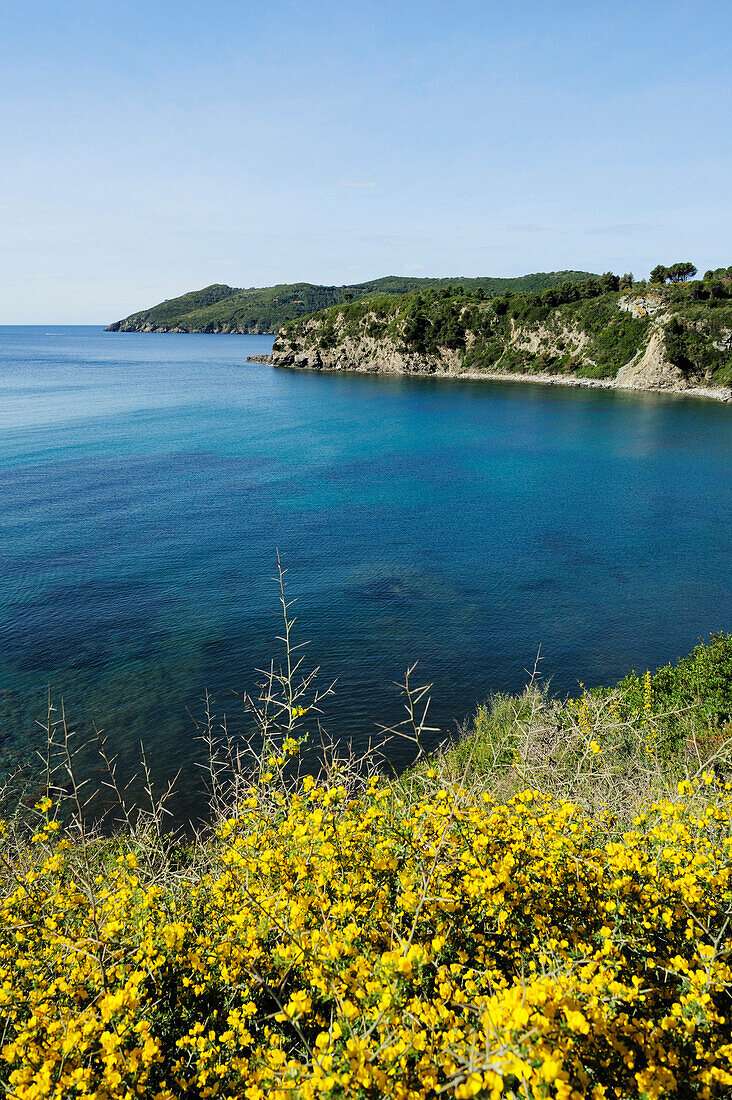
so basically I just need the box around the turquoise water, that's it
[1,326,731,814]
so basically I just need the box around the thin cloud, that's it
[336,179,376,189]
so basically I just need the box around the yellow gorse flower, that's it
[2,779,732,1098]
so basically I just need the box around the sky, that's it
[2,0,731,322]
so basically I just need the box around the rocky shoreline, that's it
[108,321,275,334]
[251,354,731,403]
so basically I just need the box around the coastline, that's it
[253,357,732,403]
[444,369,732,403]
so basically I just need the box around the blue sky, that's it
[2,0,731,321]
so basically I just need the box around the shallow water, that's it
[1,326,731,815]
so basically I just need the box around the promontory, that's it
[268,269,732,401]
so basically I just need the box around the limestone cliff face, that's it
[614,331,688,391]
[271,314,456,374]
[508,318,591,360]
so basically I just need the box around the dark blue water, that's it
[1,326,731,810]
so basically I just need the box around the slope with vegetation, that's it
[271,267,732,397]
[105,272,596,335]
[2,604,732,1098]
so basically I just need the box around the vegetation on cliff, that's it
[2,589,732,1098]
[106,272,595,335]
[272,270,732,391]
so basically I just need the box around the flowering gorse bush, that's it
[2,570,730,1100]
[2,770,732,1100]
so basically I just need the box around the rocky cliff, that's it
[269,287,732,401]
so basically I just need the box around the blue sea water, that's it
[1,326,731,814]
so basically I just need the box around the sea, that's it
[1,326,731,818]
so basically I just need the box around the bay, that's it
[1,325,730,816]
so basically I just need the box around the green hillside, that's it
[272,270,732,393]
[106,271,596,334]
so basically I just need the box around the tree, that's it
[566,281,582,302]
[705,266,730,281]
[619,272,634,290]
[650,265,669,284]
[599,272,620,293]
[668,261,697,283]
[580,277,602,299]
[402,309,429,350]
[665,318,692,372]
[707,278,726,303]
